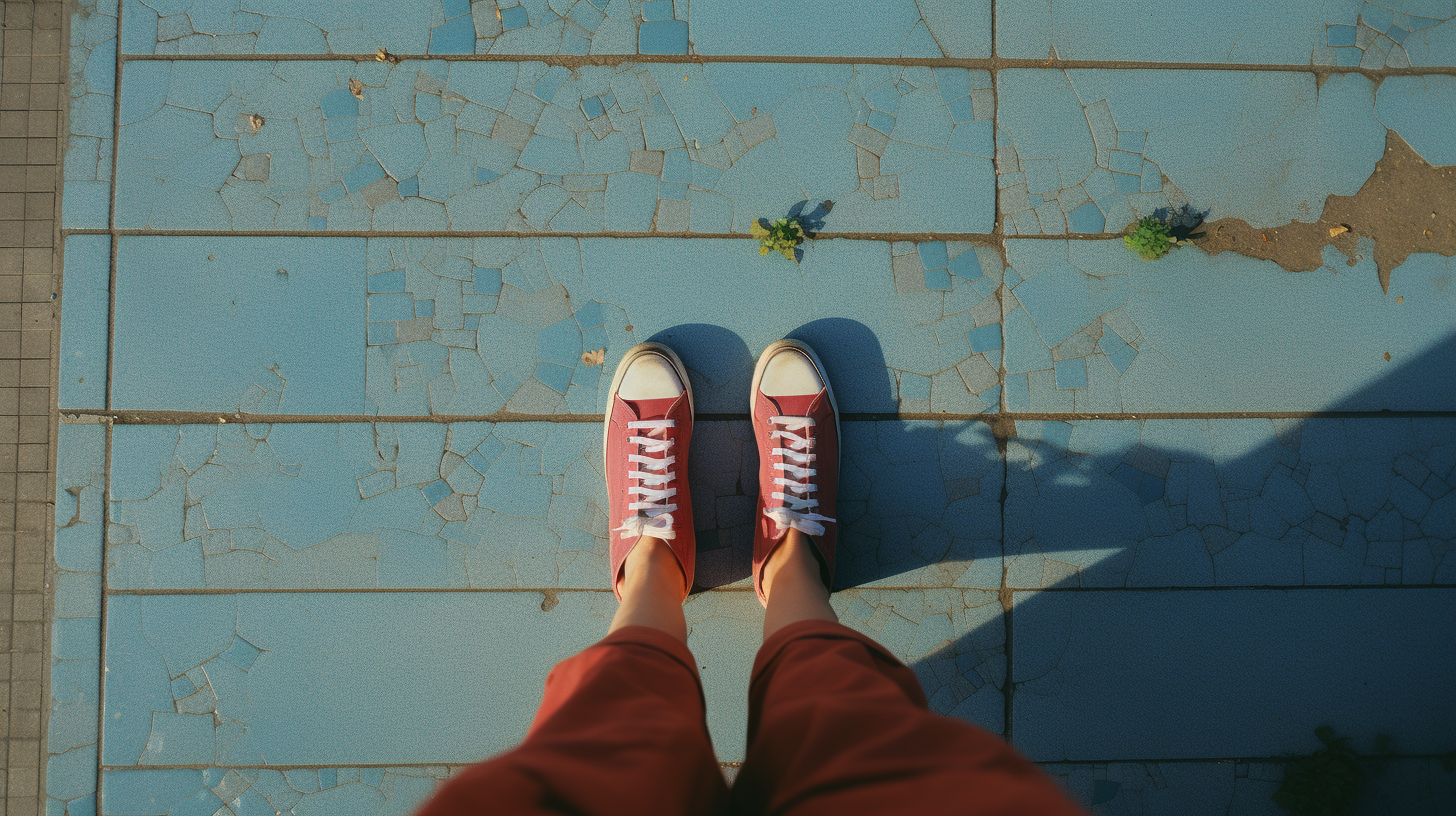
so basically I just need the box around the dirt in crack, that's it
[1195,131,1456,293]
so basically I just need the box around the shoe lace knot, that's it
[764,415,835,537]
[615,419,678,540]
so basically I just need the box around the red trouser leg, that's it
[729,620,1087,816]
[417,626,728,816]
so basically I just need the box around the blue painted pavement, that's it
[53,1,1456,813]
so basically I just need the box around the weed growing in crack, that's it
[751,200,833,263]
[1123,205,1206,260]
[752,217,808,262]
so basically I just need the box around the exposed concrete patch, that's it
[1196,131,1456,292]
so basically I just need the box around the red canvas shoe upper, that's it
[604,348,695,600]
[751,344,839,606]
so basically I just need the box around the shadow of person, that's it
[896,328,1456,781]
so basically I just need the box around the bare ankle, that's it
[761,529,826,604]
[620,537,686,597]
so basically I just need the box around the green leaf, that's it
[1315,726,1337,746]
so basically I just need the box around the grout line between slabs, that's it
[101,584,1456,596]
[107,50,1456,78]
[97,1,126,803]
[95,420,114,808]
[59,410,1456,425]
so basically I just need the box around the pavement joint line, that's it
[102,585,1456,595]
[68,229,1012,241]
[60,410,1456,424]
[110,51,1456,78]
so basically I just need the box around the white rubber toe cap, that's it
[759,348,824,397]
[617,352,685,400]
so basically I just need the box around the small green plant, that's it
[751,217,807,262]
[1123,205,1207,260]
[1272,727,1390,816]
[1124,216,1177,260]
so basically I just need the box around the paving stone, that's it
[110,237,1003,415]
[996,70,1395,234]
[1001,240,1456,412]
[1011,588,1456,761]
[996,0,1456,67]
[1005,418,1456,588]
[101,767,452,816]
[114,61,996,234]
[103,419,1001,592]
[57,235,107,409]
[101,588,1003,765]
[1041,756,1456,815]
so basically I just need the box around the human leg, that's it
[417,343,727,816]
[736,339,1084,816]
[730,619,1084,816]
[417,621,727,816]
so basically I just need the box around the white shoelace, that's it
[615,419,678,540]
[764,415,835,537]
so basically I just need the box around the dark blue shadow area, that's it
[893,330,1456,780]
[647,323,756,413]
[678,320,1001,590]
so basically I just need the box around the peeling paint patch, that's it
[1005,418,1456,589]
[102,592,611,766]
[112,237,1003,415]
[104,419,1006,591]
[114,60,995,233]
[995,70,1385,234]
[64,0,118,227]
[1001,240,1456,412]
[688,0,991,58]
[106,423,609,590]
[102,766,452,814]
[996,0,1456,67]
[48,425,107,816]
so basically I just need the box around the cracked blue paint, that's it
[103,419,1003,591]
[106,422,610,589]
[1005,419,1456,589]
[64,0,118,228]
[997,0,1456,67]
[1002,240,1456,412]
[688,0,991,57]
[1012,589,1456,761]
[102,592,609,766]
[101,588,1002,766]
[114,61,995,233]
[102,767,452,816]
[119,0,645,55]
[51,3,1456,811]
[49,424,107,816]
[115,0,1003,58]
[112,237,1003,415]
[996,70,1392,234]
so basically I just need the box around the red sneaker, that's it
[604,342,695,600]
[750,339,840,606]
